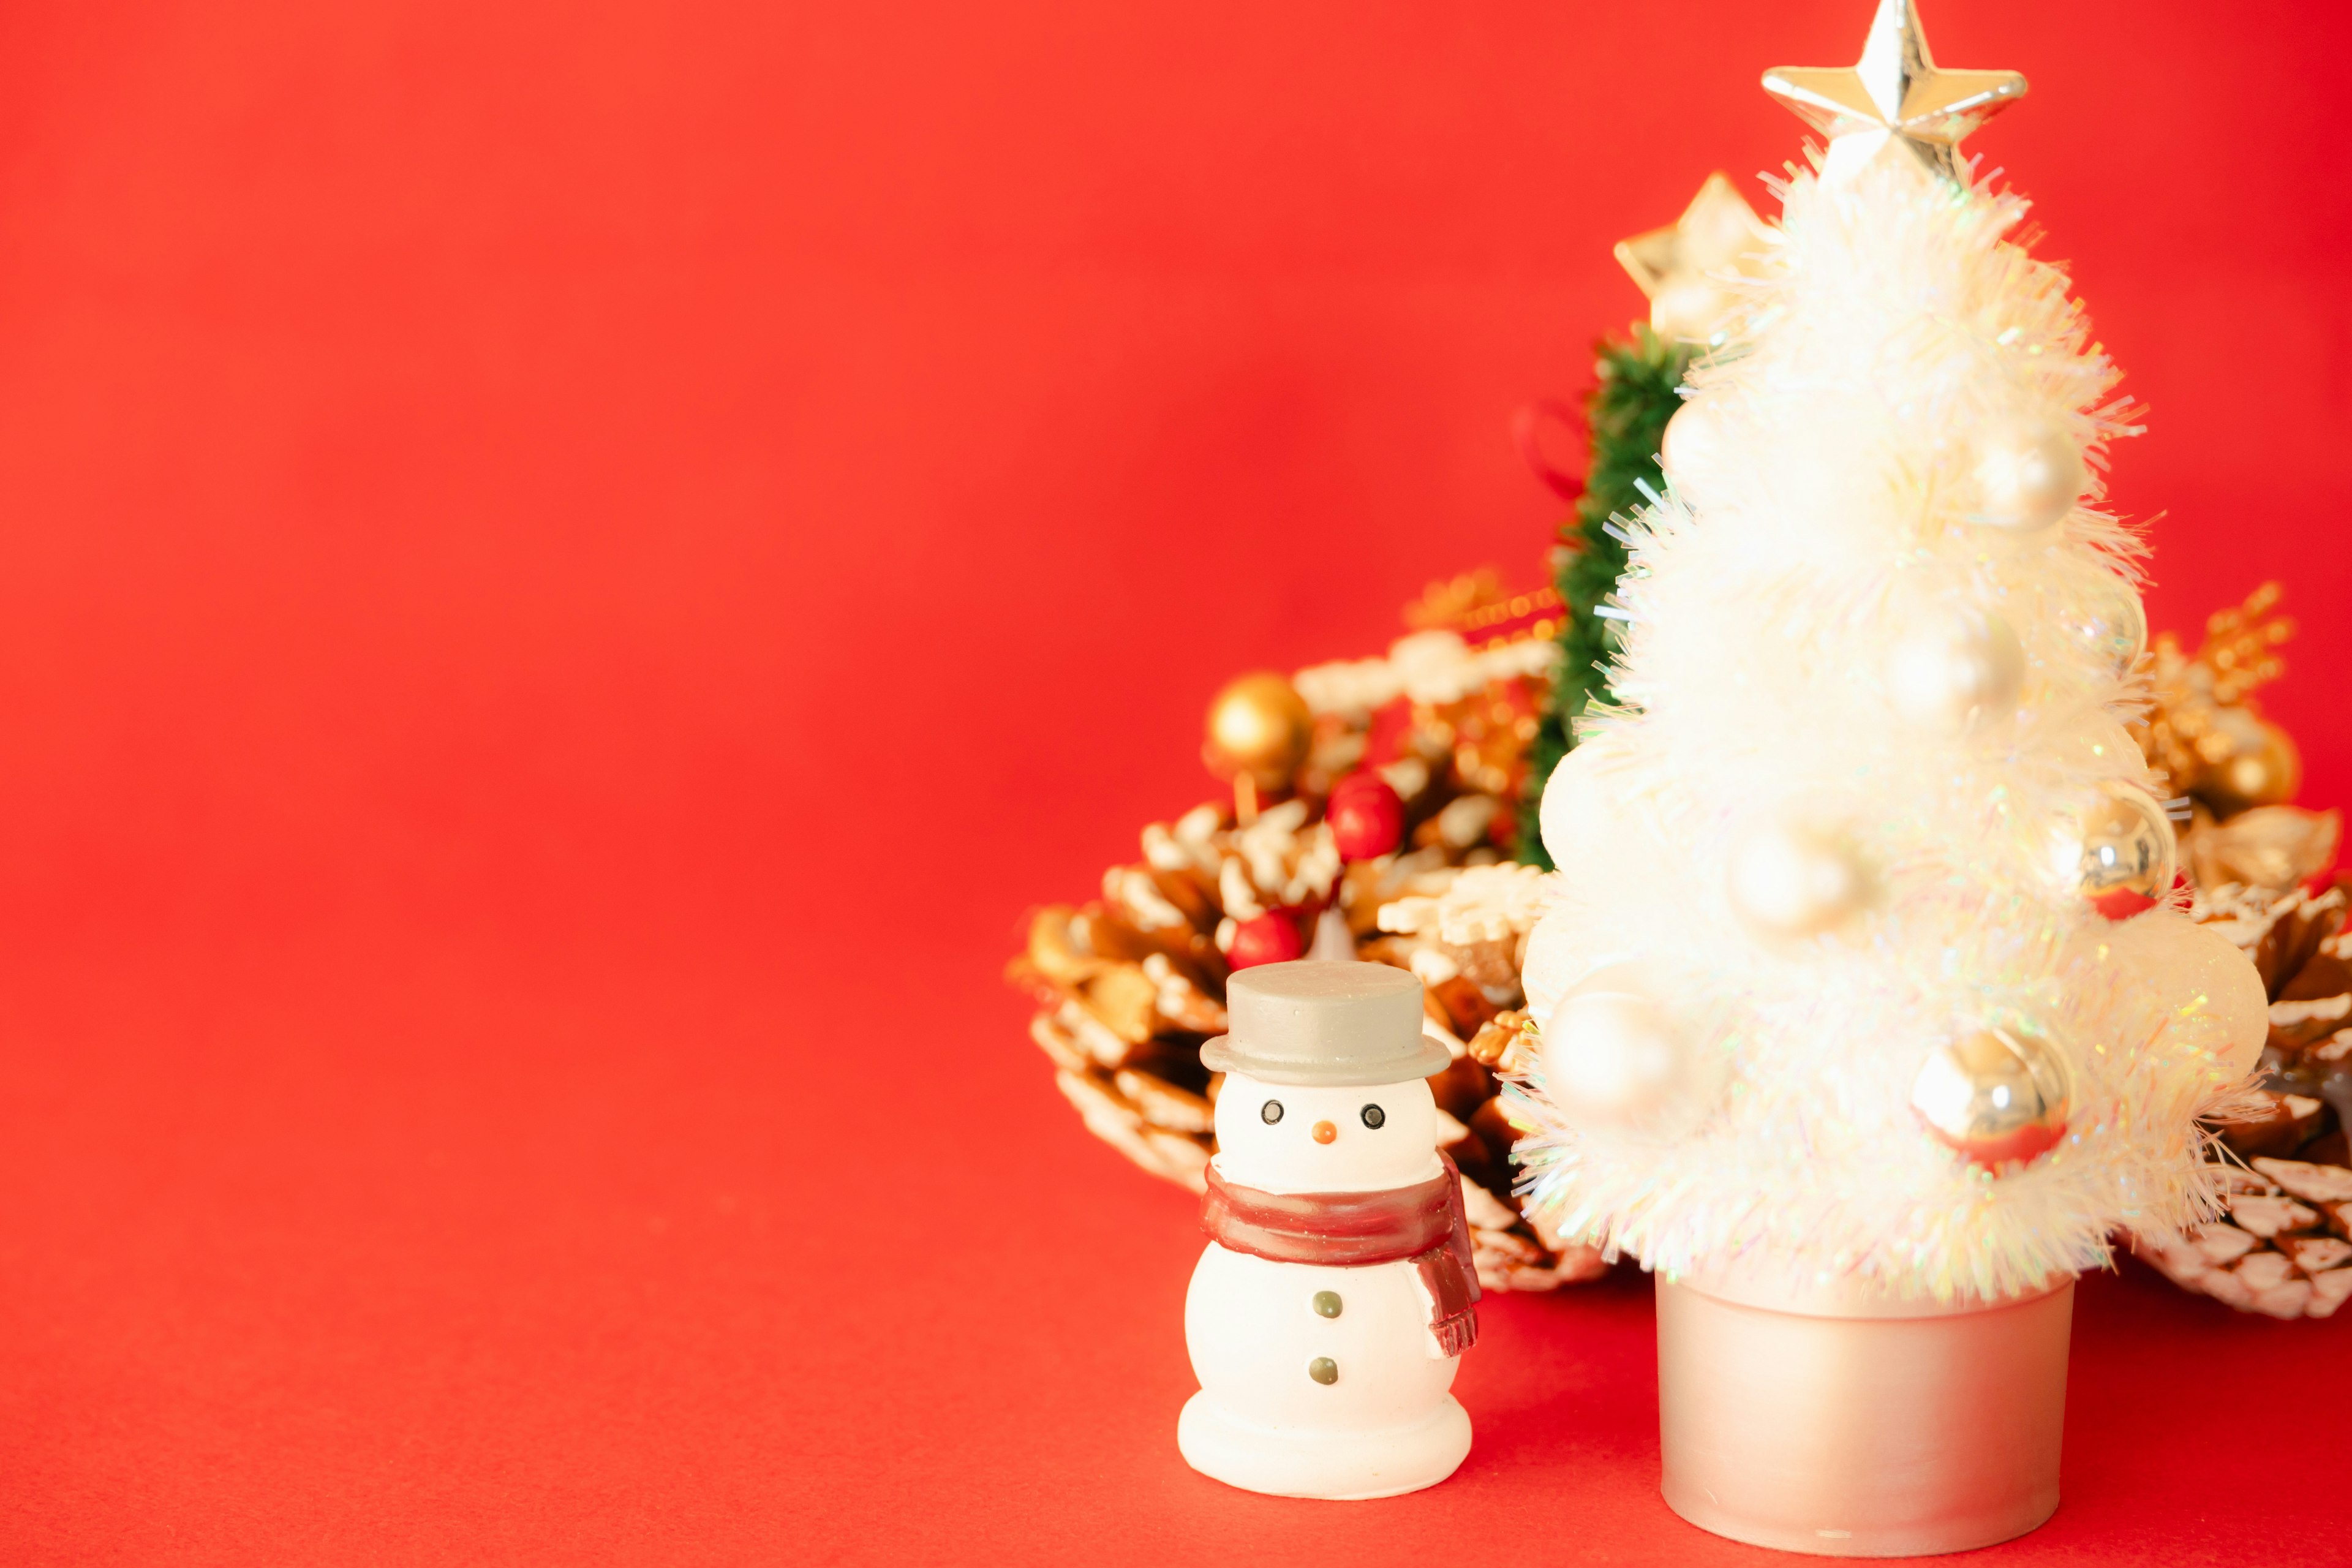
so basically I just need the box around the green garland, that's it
[1516,327,1692,868]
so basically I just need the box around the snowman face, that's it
[1213,1069,1444,1196]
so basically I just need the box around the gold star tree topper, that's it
[1615,172,1774,345]
[1763,0,2026,183]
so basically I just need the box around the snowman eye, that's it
[1260,1099,1284,1125]
[1360,1104,1386,1129]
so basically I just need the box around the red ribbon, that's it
[1512,398,1588,505]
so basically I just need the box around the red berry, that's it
[1227,911,1305,970]
[1326,772,1404,861]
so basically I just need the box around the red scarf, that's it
[1199,1152,1481,1358]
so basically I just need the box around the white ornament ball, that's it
[1727,823,1866,939]
[1885,608,2025,733]
[1537,966,1714,1140]
[1520,907,1580,1025]
[1659,398,1728,511]
[2102,910,2269,1079]
[1973,416,2086,534]
[2059,576,2147,676]
[1537,737,1630,872]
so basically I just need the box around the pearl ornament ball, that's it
[1659,398,1730,511]
[2102,910,2271,1080]
[2059,576,2147,676]
[1727,823,1866,940]
[1885,608,2025,733]
[1519,908,1579,1025]
[1973,415,2086,535]
[1537,966,1715,1140]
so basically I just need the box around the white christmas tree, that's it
[1517,0,2270,1305]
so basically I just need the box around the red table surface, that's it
[0,0,2345,1562]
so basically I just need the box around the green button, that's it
[1307,1357,1338,1385]
[1312,1291,1343,1319]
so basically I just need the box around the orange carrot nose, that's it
[1311,1120,1337,1144]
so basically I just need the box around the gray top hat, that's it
[1200,960,1449,1086]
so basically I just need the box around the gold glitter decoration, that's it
[1404,569,1564,651]
[1395,571,1555,801]
[2136,582,2301,817]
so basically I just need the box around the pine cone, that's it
[2143,876,2352,1317]
[1012,582,1605,1290]
[1012,790,1605,1289]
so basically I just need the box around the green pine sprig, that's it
[1517,326,1691,869]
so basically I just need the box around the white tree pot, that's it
[1656,1273,2073,1558]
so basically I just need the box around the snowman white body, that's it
[1178,1068,1473,1499]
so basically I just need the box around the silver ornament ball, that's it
[1973,416,2085,534]
[1885,608,2025,733]
[1911,1026,2074,1171]
[1727,823,1866,939]
[2054,780,2176,920]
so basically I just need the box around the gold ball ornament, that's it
[2195,707,2302,816]
[1910,1027,2074,1171]
[2054,780,2176,920]
[1972,416,2085,534]
[1885,608,2024,733]
[1202,673,1313,793]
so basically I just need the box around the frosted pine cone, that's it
[1011,577,1603,1289]
[1011,736,1607,1287]
[1011,790,1605,1291]
[2140,876,2352,1317]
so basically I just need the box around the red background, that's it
[0,0,2343,1562]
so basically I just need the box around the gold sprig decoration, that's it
[2137,582,2301,817]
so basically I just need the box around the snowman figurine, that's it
[1178,960,1478,1499]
